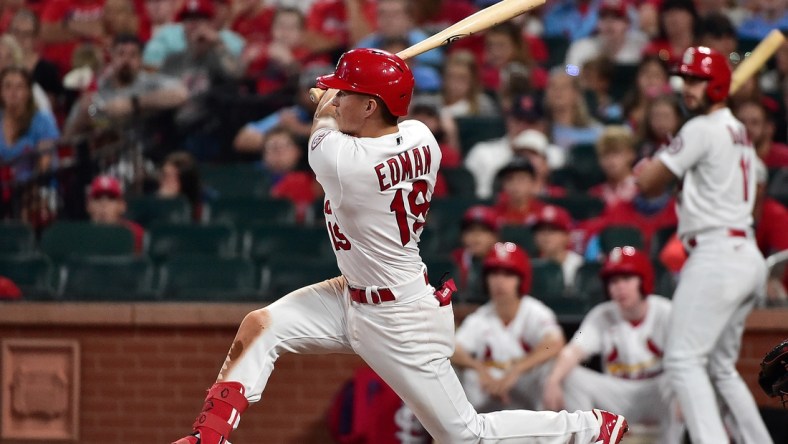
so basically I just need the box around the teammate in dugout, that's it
[174,49,629,444]
[542,246,683,442]
[636,46,774,444]
[452,242,565,413]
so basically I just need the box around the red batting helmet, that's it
[676,46,731,103]
[483,242,532,295]
[600,246,654,296]
[316,49,415,116]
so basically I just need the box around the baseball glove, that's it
[759,339,788,407]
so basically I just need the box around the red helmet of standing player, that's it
[676,46,732,103]
[600,246,655,297]
[316,48,415,116]
[483,242,532,295]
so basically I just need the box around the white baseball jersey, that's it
[657,108,757,238]
[456,297,563,368]
[571,296,672,380]
[309,120,441,287]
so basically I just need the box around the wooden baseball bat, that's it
[730,29,786,95]
[310,0,546,103]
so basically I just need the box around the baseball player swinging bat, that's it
[730,29,786,95]
[309,0,546,104]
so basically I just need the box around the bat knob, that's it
[310,88,325,103]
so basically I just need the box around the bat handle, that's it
[310,88,326,104]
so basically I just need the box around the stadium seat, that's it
[200,163,270,198]
[572,262,605,305]
[148,223,237,262]
[209,197,297,228]
[530,259,565,300]
[499,225,538,257]
[768,168,788,207]
[599,225,645,253]
[41,222,135,263]
[244,224,334,263]
[60,255,157,301]
[126,196,191,226]
[0,221,35,255]
[567,144,605,190]
[426,197,485,250]
[260,257,340,301]
[653,261,677,298]
[0,254,54,300]
[543,36,571,69]
[160,256,258,301]
[441,167,477,198]
[455,116,506,155]
[543,195,605,221]
[548,167,578,191]
[539,296,590,319]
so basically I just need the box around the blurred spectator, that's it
[160,0,244,160]
[64,34,188,139]
[637,0,660,37]
[411,0,477,36]
[737,0,788,40]
[229,0,275,45]
[104,0,140,39]
[580,57,623,123]
[234,64,332,154]
[304,0,375,57]
[465,93,548,199]
[565,0,648,69]
[0,0,23,33]
[8,9,63,106]
[494,158,547,226]
[698,12,737,59]
[544,68,603,151]
[86,175,145,253]
[451,205,500,298]
[589,126,638,208]
[511,129,565,194]
[635,95,683,159]
[376,36,441,93]
[39,0,107,76]
[543,0,604,41]
[695,0,749,27]
[482,21,545,94]
[734,100,788,169]
[532,205,583,289]
[642,0,699,65]
[440,50,498,118]
[760,40,788,96]
[621,55,670,129]
[0,34,51,113]
[0,276,22,300]
[157,150,202,221]
[728,70,781,113]
[140,0,183,42]
[142,0,245,70]
[408,102,461,168]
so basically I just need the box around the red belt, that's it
[348,273,431,305]
[687,229,747,248]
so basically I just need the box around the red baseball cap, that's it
[599,0,629,20]
[176,0,216,21]
[461,205,499,233]
[89,175,123,199]
[532,205,572,232]
[0,276,21,300]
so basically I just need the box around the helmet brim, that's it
[316,74,361,94]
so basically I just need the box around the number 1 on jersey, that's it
[739,155,750,202]
[390,179,431,246]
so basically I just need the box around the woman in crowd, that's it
[544,68,602,152]
[441,50,498,118]
[621,55,670,130]
[635,95,683,159]
[157,151,203,222]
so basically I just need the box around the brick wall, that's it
[0,304,785,443]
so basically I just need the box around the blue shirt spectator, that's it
[737,10,788,40]
[0,110,60,183]
[543,0,603,41]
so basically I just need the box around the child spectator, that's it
[440,50,498,118]
[511,129,565,195]
[544,68,603,151]
[621,55,670,130]
[451,205,500,299]
[590,126,638,208]
[86,175,145,253]
[493,158,547,226]
[635,95,683,159]
[532,205,583,289]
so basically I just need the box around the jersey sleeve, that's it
[523,300,563,345]
[308,128,347,180]
[455,312,484,356]
[657,119,711,178]
[570,304,605,356]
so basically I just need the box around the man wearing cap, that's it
[494,158,547,226]
[451,205,501,302]
[465,93,549,199]
[532,205,584,289]
[86,175,145,254]
[512,129,566,197]
[565,0,647,69]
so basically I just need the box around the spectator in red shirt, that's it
[86,175,145,254]
[303,0,376,57]
[531,205,584,289]
[40,0,107,76]
[635,95,683,159]
[734,99,788,169]
[642,0,699,65]
[229,0,274,45]
[451,205,500,299]
[494,158,547,226]
[590,126,638,209]
[411,0,477,36]
[511,129,565,198]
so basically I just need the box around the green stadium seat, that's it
[599,225,645,253]
[499,225,538,257]
[567,144,605,190]
[0,221,35,255]
[60,255,157,301]
[425,198,485,250]
[260,257,340,301]
[200,163,269,198]
[542,195,605,221]
[148,223,237,262]
[209,197,296,227]
[160,256,258,300]
[539,296,590,319]
[543,36,571,69]
[41,222,135,263]
[441,167,477,198]
[548,167,578,191]
[531,259,565,300]
[455,116,506,155]
[126,196,191,226]
[0,254,54,300]
[244,224,334,263]
[572,262,605,305]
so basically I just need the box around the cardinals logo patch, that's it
[311,129,330,151]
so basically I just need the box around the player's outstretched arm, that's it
[543,344,586,411]
[310,88,338,135]
[635,157,677,198]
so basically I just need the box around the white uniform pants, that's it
[664,236,773,444]
[219,276,600,444]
